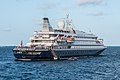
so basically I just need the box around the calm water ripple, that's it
[0,46,120,80]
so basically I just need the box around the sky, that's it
[0,0,120,46]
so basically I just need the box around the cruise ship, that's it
[13,15,106,60]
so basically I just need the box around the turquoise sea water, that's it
[0,46,120,80]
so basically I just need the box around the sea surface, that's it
[0,46,120,80]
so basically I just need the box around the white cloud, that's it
[88,12,105,16]
[76,0,104,5]
[0,27,11,32]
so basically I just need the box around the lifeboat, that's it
[67,37,75,42]
[96,39,103,43]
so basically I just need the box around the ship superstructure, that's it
[13,15,106,60]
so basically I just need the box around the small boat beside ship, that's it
[13,15,106,61]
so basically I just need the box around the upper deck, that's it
[24,16,104,48]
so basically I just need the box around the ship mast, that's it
[66,14,70,30]
[65,14,75,34]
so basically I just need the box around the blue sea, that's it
[0,46,120,80]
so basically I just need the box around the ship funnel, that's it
[42,17,53,32]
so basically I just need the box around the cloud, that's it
[38,4,56,10]
[88,12,105,16]
[76,0,104,5]
[3,28,11,32]
[0,28,11,32]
